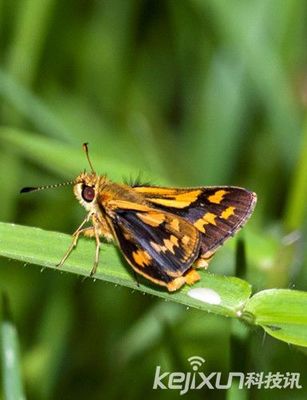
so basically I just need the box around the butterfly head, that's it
[73,172,108,211]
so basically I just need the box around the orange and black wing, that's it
[105,205,201,290]
[133,186,256,258]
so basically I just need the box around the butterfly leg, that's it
[56,215,91,268]
[90,224,101,276]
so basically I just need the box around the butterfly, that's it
[21,144,257,291]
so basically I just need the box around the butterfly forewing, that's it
[134,186,256,257]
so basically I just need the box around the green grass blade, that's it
[6,0,55,87]
[0,70,72,141]
[1,293,26,400]
[0,128,165,183]
[0,222,251,318]
[243,289,307,347]
[284,117,307,231]
[117,302,183,364]
[24,283,73,399]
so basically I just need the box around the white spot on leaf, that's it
[188,288,221,305]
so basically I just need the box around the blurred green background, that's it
[0,1,307,399]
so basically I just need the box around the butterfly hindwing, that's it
[107,206,201,288]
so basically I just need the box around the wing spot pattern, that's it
[208,189,228,204]
[132,249,152,267]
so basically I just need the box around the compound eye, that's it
[82,185,95,202]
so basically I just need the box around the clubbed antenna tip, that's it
[20,187,37,193]
[20,180,75,194]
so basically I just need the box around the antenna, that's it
[82,142,95,173]
[20,143,94,194]
[20,180,75,194]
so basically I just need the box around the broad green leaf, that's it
[0,222,251,318]
[243,289,307,347]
